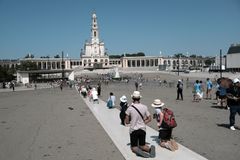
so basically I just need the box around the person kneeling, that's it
[152,99,178,151]
[125,91,155,158]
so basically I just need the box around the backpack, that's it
[107,99,113,108]
[161,108,177,129]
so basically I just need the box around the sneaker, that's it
[149,145,156,158]
[135,148,150,158]
[170,139,178,150]
[230,126,236,131]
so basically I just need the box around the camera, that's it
[153,113,157,119]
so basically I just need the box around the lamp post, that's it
[220,49,222,78]
[62,51,64,80]
[178,55,180,76]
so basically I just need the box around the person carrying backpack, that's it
[119,95,128,125]
[152,99,178,151]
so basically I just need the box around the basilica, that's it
[80,12,109,69]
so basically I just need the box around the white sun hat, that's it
[151,99,165,108]
[120,95,127,102]
[233,78,240,84]
[131,91,142,98]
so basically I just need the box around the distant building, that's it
[226,44,240,72]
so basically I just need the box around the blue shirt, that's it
[194,83,201,93]
[219,86,226,96]
[207,80,212,89]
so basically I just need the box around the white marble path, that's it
[77,88,208,160]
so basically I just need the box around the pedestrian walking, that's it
[206,78,213,99]
[193,80,201,102]
[176,80,183,100]
[125,91,155,158]
[226,78,240,131]
[135,81,139,91]
[152,99,178,151]
[60,81,63,91]
[119,95,128,125]
[91,88,99,104]
[97,82,101,96]
[11,81,15,91]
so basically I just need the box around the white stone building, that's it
[226,44,240,72]
[80,12,109,69]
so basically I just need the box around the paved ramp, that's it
[78,91,208,160]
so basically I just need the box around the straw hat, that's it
[233,78,240,84]
[151,99,165,108]
[131,91,142,98]
[120,95,127,102]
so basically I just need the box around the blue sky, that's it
[0,0,239,59]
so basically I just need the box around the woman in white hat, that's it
[119,95,128,125]
[152,99,178,151]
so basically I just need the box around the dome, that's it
[227,44,240,54]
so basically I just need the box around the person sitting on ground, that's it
[107,92,116,108]
[119,95,128,125]
[125,91,155,158]
[152,99,178,151]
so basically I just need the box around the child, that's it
[152,99,178,151]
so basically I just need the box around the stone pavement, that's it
[0,88,124,160]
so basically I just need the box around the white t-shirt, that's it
[108,95,116,106]
[125,103,150,133]
[92,90,98,100]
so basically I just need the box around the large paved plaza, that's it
[0,71,240,160]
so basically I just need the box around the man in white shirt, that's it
[125,91,155,158]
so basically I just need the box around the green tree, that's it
[189,54,197,58]
[54,54,60,58]
[18,61,38,71]
[24,54,34,58]
[204,58,215,66]
[0,66,15,82]
[173,53,186,58]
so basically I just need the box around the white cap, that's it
[131,91,142,98]
[120,95,127,102]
